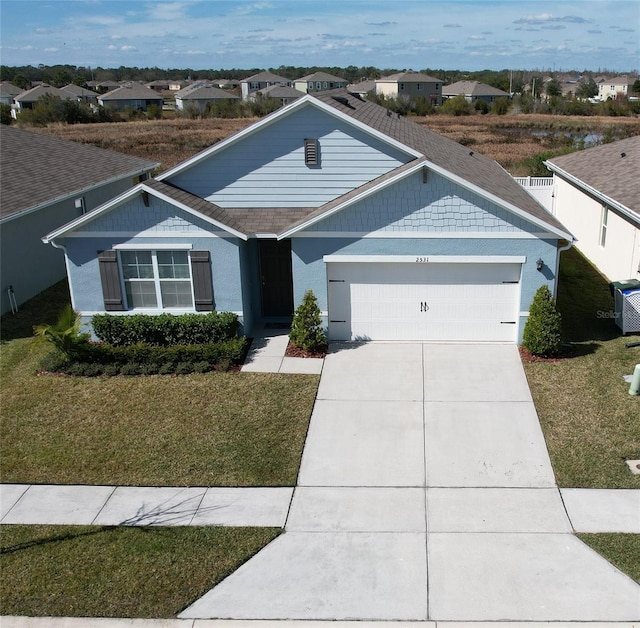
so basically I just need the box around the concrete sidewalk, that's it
[180,343,640,621]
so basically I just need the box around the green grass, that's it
[1,282,319,487]
[522,247,640,488]
[0,524,280,617]
[578,534,640,583]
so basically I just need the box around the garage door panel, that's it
[328,262,520,342]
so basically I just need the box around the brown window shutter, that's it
[98,250,124,311]
[190,250,214,311]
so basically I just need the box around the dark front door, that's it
[259,240,294,317]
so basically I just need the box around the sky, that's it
[1,0,638,73]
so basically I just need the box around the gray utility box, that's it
[611,279,640,334]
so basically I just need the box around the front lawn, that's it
[0,524,280,617]
[0,283,319,487]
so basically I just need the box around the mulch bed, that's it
[518,345,571,363]
[284,341,328,359]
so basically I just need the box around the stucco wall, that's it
[292,236,558,343]
[553,177,640,281]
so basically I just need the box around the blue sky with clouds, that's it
[1,0,638,72]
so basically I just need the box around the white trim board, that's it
[63,231,230,238]
[113,243,193,250]
[323,255,526,264]
[294,231,556,239]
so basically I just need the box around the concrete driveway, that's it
[180,342,640,621]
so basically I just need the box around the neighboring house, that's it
[98,84,164,111]
[175,84,240,113]
[375,72,443,105]
[240,71,291,100]
[293,72,348,94]
[146,80,171,92]
[597,76,636,101]
[43,91,572,344]
[0,81,22,106]
[260,84,303,106]
[215,79,240,90]
[347,80,376,98]
[11,84,72,118]
[442,81,510,104]
[61,84,99,105]
[545,136,639,282]
[88,80,122,93]
[0,126,158,315]
[169,80,194,91]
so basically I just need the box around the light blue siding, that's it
[306,170,542,233]
[166,106,412,208]
[79,194,218,234]
[291,236,559,343]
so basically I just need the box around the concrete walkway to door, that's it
[181,342,640,621]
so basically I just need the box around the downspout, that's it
[46,239,76,311]
[554,239,574,299]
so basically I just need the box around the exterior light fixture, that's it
[536,258,544,271]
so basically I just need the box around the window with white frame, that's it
[120,250,193,309]
[600,206,608,247]
[416,83,423,91]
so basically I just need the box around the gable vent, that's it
[304,138,319,166]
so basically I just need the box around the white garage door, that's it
[327,258,521,342]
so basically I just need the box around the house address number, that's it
[415,256,429,263]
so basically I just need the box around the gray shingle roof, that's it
[98,84,164,101]
[546,135,639,217]
[14,84,72,103]
[295,72,347,83]
[377,71,443,84]
[176,84,239,100]
[261,84,303,99]
[0,126,159,221]
[241,71,290,84]
[442,81,510,97]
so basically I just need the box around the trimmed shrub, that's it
[39,351,70,374]
[522,285,563,357]
[193,361,212,374]
[175,362,194,375]
[92,312,239,346]
[120,363,143,376]
[289,290,326,352]
[103,363,121,377]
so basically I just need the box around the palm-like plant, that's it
[34,304,89,358]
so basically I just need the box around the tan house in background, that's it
[442,80,510,104]
[375,71,443,105]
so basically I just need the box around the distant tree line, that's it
[2,63,636,92]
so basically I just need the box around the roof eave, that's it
[43,182,247,244]
[545,161,640,228]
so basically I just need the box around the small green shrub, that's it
[39,351,70,373]
[103,363,121,377]
[522,285,563,357]
[175,362,194,375]
[193,361,211,374]
[140,363,160,376]
[120,363,143,376]
[289,290,326,352]
[158,363,175,375]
